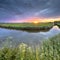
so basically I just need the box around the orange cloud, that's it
[23,17,60,23]
[12,17,60,23]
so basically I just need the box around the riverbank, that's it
[0,25,53,32]
[0,34,60,60]
[0,23,53,32]
[0,22,60,32]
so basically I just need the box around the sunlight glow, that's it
[10,17,60,23]
[33,21,39,24]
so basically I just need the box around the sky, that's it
[0,0,60,23]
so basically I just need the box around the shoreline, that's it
[0,25,52,32]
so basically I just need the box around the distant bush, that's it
[0,34,60,60]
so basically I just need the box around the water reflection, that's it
[0,26,60,48]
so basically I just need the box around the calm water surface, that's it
[0,26,60,48]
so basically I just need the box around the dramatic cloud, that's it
[0,0,60,22]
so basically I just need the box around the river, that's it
[0,26,60,48]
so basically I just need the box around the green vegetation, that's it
[0,23,53,27]
[0,34,60,60]
[0,21,60,30]
[0,22,60,32]
[0,23,53,32]
[0,21,60,27]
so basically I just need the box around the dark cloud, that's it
[0,0,60,22]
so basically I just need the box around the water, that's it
[0,26,60,48]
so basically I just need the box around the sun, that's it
[33,21,39,24]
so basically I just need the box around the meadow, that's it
[0,22,53,27]
[0,22,54,32]
[0,21,60,29]
[0,34,60,60]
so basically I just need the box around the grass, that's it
[0,22,60,32]
[0,34,60,60]
[0,21,60,29]
[0,22,53,27]
[0,23,53,32]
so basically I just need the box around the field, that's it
[0,34,60,60]
[0,23,54,32]
[0,22,53,27]
[0,22,60,32]
[0,21,60,28]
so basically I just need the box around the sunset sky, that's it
[0,0,60,23]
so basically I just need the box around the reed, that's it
[0,34,60,60]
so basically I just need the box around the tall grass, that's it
[0,34,60,60]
